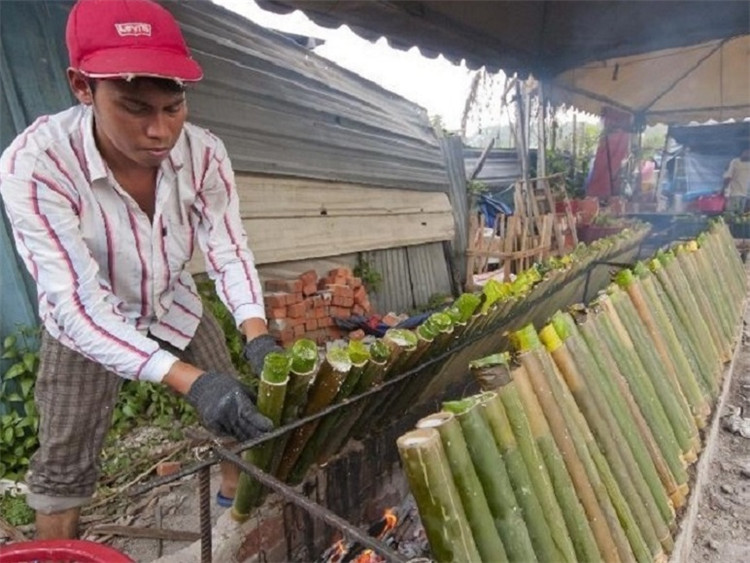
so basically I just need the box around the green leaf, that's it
[20,378,33,399]
[22,352,36,373]
[2,350,18,360]
[3,428,13,444]
[5,394,23,402]
[4,363,26,380]
[3,335,17,350]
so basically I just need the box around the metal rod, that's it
[198,466,212,563]
[212,445,409,563]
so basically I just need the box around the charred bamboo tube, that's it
[511,363,609,563]
[288,341,371,482]
[615,269,708,430]
[275,347,351,481]
[442,398,539,563]
[579,306,689,502]
[471,358,594,563]
[416,412,508,563]
[514,325,631,563]
[268,339,319,477]
[608,283,700,457]
[397,428,481,563]
[557,311,677,526]
[316,339,391,461]
[542,321,670,558]
[633,264,712,421]
[597,293,693,469]
[232,352,290,521]
[646,260,719,400]
[478,392,577,563]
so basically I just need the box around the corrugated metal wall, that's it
[440,136,469,286]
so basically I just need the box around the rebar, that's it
[199,466,212,563]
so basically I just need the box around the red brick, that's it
[305,319,319,331]
[360,298,372,314]
[264,292,288,309]
[268,318,290,332]
[351,277,363,289]
[342,296,354,308]
[267,307,287,319]
[328,267,353,279]
[299,269,318,286]
[265,279,303,293]
[353,286,367,304]
[314,306,326,319]
[302,283,317,297]
[330,306,350,318]
[293,324,305,337]
[156,461,181,477]
[352,305,364,316]
[349,329,365,341]
[287,302,306,318]
[327,327,344,339]
[319,316,333,328]
[305,309,316,319]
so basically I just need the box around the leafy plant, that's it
[354,253,383,294]
[0,491,34,526]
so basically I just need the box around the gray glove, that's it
[243,333,283,375]
[186,371,273,441]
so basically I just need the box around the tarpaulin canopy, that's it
[548,35,750,126]
[257,1,750,78]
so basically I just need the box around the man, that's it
[723,148,750,214]
[0,0,281,539]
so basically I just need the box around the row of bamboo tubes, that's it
[230,223,653,521]
[397,220,746,562]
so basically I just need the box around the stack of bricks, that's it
[264,267,372,347]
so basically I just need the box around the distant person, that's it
[723,148,750,213]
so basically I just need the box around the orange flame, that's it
[381,508,397,536]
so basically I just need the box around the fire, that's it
[328,540,347,563]
[382,508,397,534]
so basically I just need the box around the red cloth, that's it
[586,107,633,198]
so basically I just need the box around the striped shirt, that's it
[0,105,264,382]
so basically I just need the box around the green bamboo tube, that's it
[478,392,577,563]
[689,239,736,342]
[634,265,712,422]
[288,341,371,482]
[613,272,703,440]
[397,428,481,563]
[316,339,391,461]
[597,293,695,467]
[707,223,746,300]
[675,244,734,350]
[442,398,539,563]
[647,260,719,400]
[275,347,351,481]
[443,292,482,343]
[232,352,290,521]
[416,411,508,563]
[510,364,605,563]
[670,246,729,362]
[557,311,677,527]
[268,339,319,477]
[651,253,722,375]
[607,284,699,458]
[579,307,689,505]
[514,326,648,561]
[490,373,598,563]
[542,321,670,558]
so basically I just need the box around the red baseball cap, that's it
[66,0,203,82]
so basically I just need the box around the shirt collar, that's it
[79,105,185,182]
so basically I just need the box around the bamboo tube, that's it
[557,311,677,526]
[515,325,641,563]
[542,321,670,558]
[316,339,391,461]
[579,307,689,504]
[597,293,693,470]
[689,238,735,342]
[232,352,290,521]
[511,363,611,563]
[442,398,539,563]
[288,341,371,482]
[612,275,702,447]
[397,428,481,563]
[485,371,598,563]
[478,392,577,563]
[646,260,719,400]
[275,347,351,481]
[607,284,699,458]
[268,339,319,477]
[416,412,508,563]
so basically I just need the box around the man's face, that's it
[69,71,187,171]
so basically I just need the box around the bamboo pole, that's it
[442,398,539,563]
[542,319,671,557]
[397,428,482,563]
[478,392,577,563]
[416,412,508,563]
[275,347,351,481]
[689,238,735,343]
[232,352,290,520]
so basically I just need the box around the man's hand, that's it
[243,333,283,375]
[186,371,273,441]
